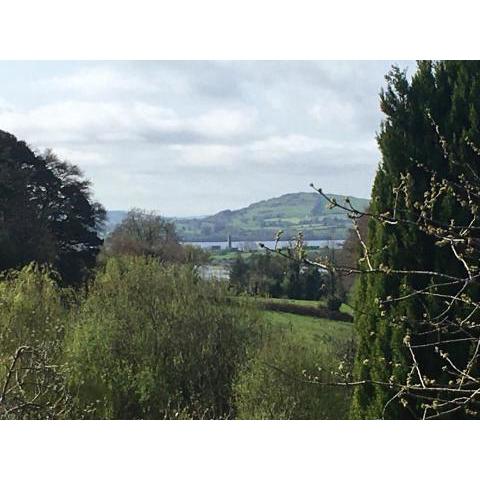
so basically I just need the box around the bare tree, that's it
[105,208,183,260]
[0,345,70,419]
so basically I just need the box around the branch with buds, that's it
[262,113,480,419]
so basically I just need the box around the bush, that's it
[0,264,72,419]
[65,256,261,419]
[326,296,343,312]
[234,329,353,419]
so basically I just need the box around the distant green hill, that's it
[106,192,369,242]
[175,192,369,242]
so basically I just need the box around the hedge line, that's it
[261,300,353,322]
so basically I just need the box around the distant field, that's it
[208,245,334,266]
[263,310,354,349]
[209,250,254,262]
[264,297,323,307]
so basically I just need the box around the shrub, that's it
[0,264,71,419]
[326,296,342,312]
[65,256,261,419]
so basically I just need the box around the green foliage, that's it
[105,208,210,266]
[172,192,369,242]
[181,244,211,265]
[105,208,180,258]
[0,261,354,419]
[262,310,354,351]
[230,252,325,300]
[0,264,71,418]
[65,256,261,419]
[326,296,343,312]
[0,131,105,285]
[352,61,480,419]
[234,314,354,419]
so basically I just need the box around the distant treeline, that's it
[228,251,346,307]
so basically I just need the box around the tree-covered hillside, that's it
[107,192,369,241]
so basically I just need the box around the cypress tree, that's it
[351,61,480,419]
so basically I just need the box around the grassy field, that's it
[208,245,334,265]
[234,308,356,419]
[263,310,354,349]
[209,250,253,263]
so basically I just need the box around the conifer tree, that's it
[351,61,480,419]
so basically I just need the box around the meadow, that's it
[234,308,356,419]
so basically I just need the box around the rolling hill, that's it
[106,192,370,242]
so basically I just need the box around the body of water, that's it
[183,239,345,250]
[197,265,230,281]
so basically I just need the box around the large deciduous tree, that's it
[0,130,105,285]
[105,208,182,260]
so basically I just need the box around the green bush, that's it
[234,329,353,419]
[0,259,355,420]
[65,256,261,419]
[0,264,71,419]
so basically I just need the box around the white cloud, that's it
[169,144,241,168]
[0,97,13,110]
[0,100,258,147]
[310,98,356,128]
[194,108,257,138]
[249,134,327,158]
[247,134,376,165]
[0,61,416,213]
[38,65,192,97]
[53,146,110,168]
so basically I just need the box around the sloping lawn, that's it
[263,310,354,350]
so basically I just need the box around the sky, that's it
[0,60,416,216]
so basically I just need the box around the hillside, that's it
[106,192,369,242]
[175,192,369,241]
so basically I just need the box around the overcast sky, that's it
[0,61,416,216]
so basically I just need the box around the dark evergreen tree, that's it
[281,260,302,299]
[300,266,323,301]
[229,254,249,291]
[351,61,480,419]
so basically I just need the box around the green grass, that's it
[209,251,253,262]
[339,303,354,315]
[265,297,320,307]
[263,310,354,350]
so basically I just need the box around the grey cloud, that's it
[0,60,416,215]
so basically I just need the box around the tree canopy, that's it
[105,208,210,265]
[0,130,106,285]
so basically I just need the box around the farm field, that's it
[263,310,354,349]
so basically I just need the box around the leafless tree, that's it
[0,345,70,419]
